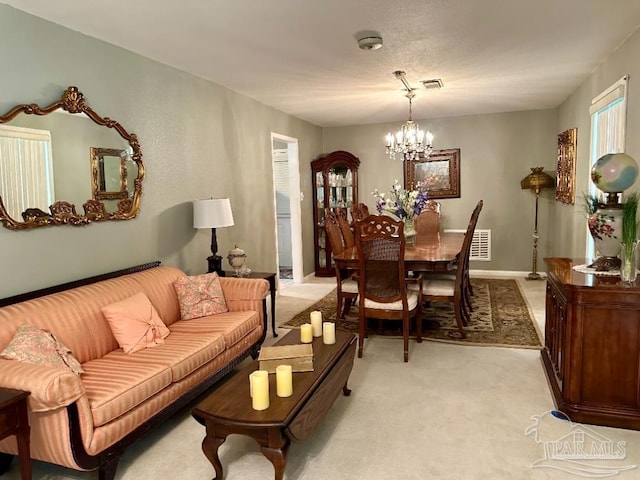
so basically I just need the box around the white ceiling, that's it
[5,0,640,127]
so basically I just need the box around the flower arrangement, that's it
[371,180,429,220]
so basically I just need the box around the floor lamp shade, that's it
[193,198,234,275]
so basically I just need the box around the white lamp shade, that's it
[193,198,234,229]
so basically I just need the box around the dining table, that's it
[332,231,465,272]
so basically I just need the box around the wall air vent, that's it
[444,229,491,261]
[422,79,444,90]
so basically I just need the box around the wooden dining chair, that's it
[324,209,358,320]
[336,207,355,248]
[350,203,370,223]
[413,200,441,246]
[410,200,483,338]
[354,215,423,362]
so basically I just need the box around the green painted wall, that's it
[322,109,558,272]
[554,27,640,259]
[0,6,322,297]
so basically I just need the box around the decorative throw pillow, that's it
[101,292,170,354]
[0,323,84,375]
[173,272,228,320]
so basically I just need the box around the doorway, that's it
[271,134,303,285]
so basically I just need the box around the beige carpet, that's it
[8,337,640,480]
[283,278,543,349]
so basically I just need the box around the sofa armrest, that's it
[219,277,270,332]
[219,277,270,305]
[0,359,85,412]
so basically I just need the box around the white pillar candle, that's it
[251,370,269,411]
[323,321,336,345]
[310,310,323,337]
[275,365,293,397]
[300,323,313,343]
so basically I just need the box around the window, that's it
[0,125,55,220]
[586,75,629,256]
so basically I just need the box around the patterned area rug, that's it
[281,278,542,349]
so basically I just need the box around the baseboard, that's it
[470,269,537,278]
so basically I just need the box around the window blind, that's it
[0,125,54,220]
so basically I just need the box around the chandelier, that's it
[385,71,434,162]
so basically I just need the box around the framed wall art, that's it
[556,128,577,204]
[404,148,461,199]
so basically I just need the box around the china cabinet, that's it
[312,151,359,276]
[542,257,640,430]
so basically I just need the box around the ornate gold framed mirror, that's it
[0,86,144,229]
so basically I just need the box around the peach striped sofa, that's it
[0,262,269,480]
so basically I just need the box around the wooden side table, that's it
[0,388,31,480]
[225,271,278,337]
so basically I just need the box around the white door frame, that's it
[271,133,303,284]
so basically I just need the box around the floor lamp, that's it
[520,167,556,280]
[193,198,234,276]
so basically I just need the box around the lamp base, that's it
[526,272,544,281]
[207,255,225,276]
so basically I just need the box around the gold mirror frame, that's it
[556,128,577,205]
[0,86,144,229]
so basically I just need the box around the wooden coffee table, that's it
[192,329,356,479]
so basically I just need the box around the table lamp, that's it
[520,167,556,280]
[193,198,234,276]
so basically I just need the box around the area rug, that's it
[281,278,543,349]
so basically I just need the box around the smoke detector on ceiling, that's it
[358,36,383,50]
[422,79,444,89]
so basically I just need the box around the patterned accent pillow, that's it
[0,323,84,375]
[173,272,228,320]
[101,292,170,354]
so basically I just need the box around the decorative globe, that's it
[591,153,638,193]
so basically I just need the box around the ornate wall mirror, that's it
[0,86,144,229]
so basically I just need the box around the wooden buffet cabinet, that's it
[543,258,640,429]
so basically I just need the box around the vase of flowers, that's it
[371,180,429,237]
[620,193,639,283]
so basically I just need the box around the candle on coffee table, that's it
[300,323,313,343]
[310,310,323,337]
[249,371,257,398]
[251,370,269,410]
[275,365,293,397]
[323,321,336,345]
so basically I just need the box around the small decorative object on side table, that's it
[0,388,31,480]
[225,271,277,337]
[227,245,247,276]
